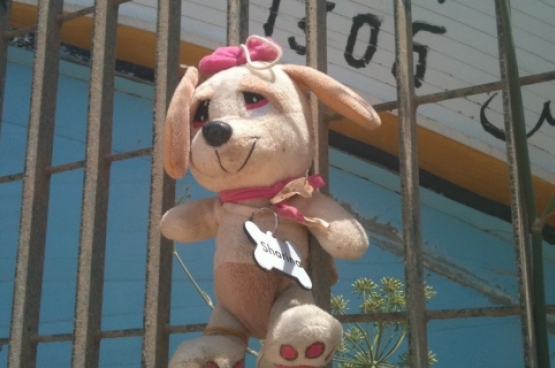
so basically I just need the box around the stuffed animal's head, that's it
[164,36,381,193]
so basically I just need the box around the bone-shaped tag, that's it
[244,220,312,290]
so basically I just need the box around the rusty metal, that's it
[108,147,152,162]
[166,323,207,334]
[374,71,555,111]
[495,1,550,367]
[414,70,555,108]
[429,306,526,321]
[326,70,555,122]
[140,0,180,364]
[226,0,248,46]
[530,226,551,366]
[0,172,25,184]
[1,148,152,185]
[7,0,63,365]
[5,10,91,38]
[304,0,332,314]
[3,302,554,348]
[3,0,132,39]
[34,333,74,343]
[393,1,429,368]
[339,305,555,324]
[47,160,87,175]
[0,0,11,143]
[70,0,119,366]
[337,305,555,324]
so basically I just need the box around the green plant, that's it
[331,277,437,368]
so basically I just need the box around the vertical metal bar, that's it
[141,0,180,364]
[226,0,248,46]
[7,0,63,365]
[530,229,550,368]
[494,1,549,367]
[0,0,12,142]
[71,0,118,366]
[393,1,428,367]
[305,0,331,311]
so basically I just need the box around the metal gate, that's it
[0,0,553,367]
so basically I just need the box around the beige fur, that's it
[161,56,380,368]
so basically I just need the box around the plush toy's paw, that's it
[169,335,246,368]
[257,305,342,368]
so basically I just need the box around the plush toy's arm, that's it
[160,197,222,243]
[290,192,368,260]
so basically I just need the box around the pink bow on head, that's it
[199,37,281,75]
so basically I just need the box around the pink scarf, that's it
[219,175,329,229]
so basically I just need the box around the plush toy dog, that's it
[160,36,381,368]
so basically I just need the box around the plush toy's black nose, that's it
[202,121,233,147]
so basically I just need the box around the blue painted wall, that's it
[1,47,553,367]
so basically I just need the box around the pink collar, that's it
[219,175,324,203]
[219,175,328,229]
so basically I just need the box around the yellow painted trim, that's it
[330,115,555,228]
[11,2,555,227]
[11,2,213,70]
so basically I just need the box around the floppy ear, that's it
[280,64,381,130]
[164,67,199,179]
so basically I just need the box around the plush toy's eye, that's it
[243,92,269,116]
[193,100,210,129]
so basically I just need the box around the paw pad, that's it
[280,345,298,361]
[305,342,325,359]
[204,361,219,368]
[232,359,245,368]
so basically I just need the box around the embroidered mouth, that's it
[215,138,258,173]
